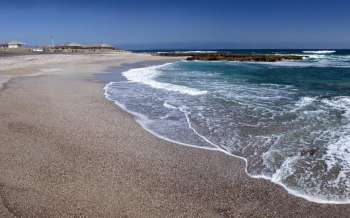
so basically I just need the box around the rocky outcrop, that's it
[158,53,303,62]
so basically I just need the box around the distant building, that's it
[49,42,116,53]
[0,41,25,49]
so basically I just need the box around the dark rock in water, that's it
[300,147,318,157]
[158,52,304,62]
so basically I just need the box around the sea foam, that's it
[104,58,350,204]
[303,50,336,54]
[123,63,207,96]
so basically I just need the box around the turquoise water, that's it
[105,50,350,203]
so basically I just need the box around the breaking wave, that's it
[303,50,336,54]
[104,51,350,204]
[123,63,207,96]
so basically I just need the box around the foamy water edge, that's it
[103,62,350,205]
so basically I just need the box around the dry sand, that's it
[0,53,350,217]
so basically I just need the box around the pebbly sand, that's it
[0,53,350,217]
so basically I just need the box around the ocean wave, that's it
[250,58,350,68]
[157,50,217,54]
[103,60,350,204]
[122,63,208,96]
[185,52,350,68]
[293,96,316,111]
[303,50,336,54]
[104,86,350,204]
[322,96,350,117]
[304,54,327,59]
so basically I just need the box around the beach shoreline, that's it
[1,53,350,217]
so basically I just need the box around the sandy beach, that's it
[1,53,350,217]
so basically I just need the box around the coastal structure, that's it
[0,41,25,49]
[0,41,32,55]
[0,41,121,55]
[48,42,117,53]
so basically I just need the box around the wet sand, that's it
[0,53,350,217]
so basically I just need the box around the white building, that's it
[0,41,25,49]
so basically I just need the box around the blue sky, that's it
[1,0,349,49]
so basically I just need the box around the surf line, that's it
[103,63,350,205]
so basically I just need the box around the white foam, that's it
[303,50,336,54]
[304,54,327,59]
[322,96,350,171]
[123,63,207,96]
[163,101,178,110]
[251,58,350,68]
[179,106,227,151]
[250,61,314,67]
[157,51,217,54]
[104,82,220,152]
[103,64,350,205]
[325,134,350,170]
[293,96,316,111]
[271,156,299,182]
[321,96,350,119]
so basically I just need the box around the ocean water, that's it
[104,50,350,203]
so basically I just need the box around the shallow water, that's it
[105,50,350,203]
